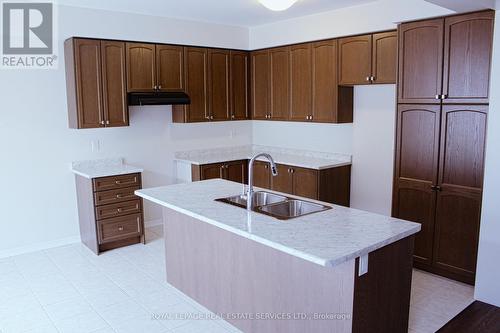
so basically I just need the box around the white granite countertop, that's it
[175,145,352,170]
[71,158,143,179]
[136,179,420,268]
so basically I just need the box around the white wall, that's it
[252,121,353,154]
[250,0,452,49]
[350,85,396,215]
[0,5,251,257]
[474,10,500,308]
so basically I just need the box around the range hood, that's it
[128,91,190,106]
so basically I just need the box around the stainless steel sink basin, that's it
[257,200,331,219]
[215,192,331,220]
[215,191,288,209]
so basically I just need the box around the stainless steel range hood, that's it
[128,91,190,106]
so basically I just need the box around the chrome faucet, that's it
[246,153,278,210]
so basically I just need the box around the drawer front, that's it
[94,186,140,206]
[95,199,142,220]
[97,213,143,244]
[93,173,141,192]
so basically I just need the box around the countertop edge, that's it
[71,166,144,179]
[135,189,420,269]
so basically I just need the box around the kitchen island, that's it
[136,179,420,333]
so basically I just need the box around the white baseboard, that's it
[0,236,81,259]
[145,218,162,227]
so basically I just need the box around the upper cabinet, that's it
[230,51,250,120]
[65,38,128,129]
[338,35,372,85]
[208,49,230,121]
[269,46,290,121]
[251,50,270,120]
[290,43,312,122]
[126,42,184,92]
[181,47,209,122]
[338,31,397,85]
[398,11,493,104]
[156,45,184,91]
[443,11,494,104]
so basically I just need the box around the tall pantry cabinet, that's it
[393,11,494,285]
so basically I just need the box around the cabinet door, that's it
[292,167,318,200]
[271,164,293,195]
[225,160,247,184]
[251,50,270,120]
[372,31,397,84]
[398,19,444,104]
[392,104,441,265]
[73,39,104,128]
[126,43,156,92]
[338,35,372,85]
[312,40,338,123]
[433,105,487,283]
[230,51,249,120]
[185,47,209,122]
[443,11,494,104]
[252,161,271,189]
[208,49,230,121]
[156,45,184,91]
[269,47,290,120]
[101,41,128,127]
[290,43,312,122]
[201,163,224,180]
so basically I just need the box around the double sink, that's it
[215,191,331,220]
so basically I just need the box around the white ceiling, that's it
[57,0,378,27]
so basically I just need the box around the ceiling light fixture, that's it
[258,0,298,11]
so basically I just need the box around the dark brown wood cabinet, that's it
[371,31,398,84]
[339,32,397,85]
[192,160,247,184]
[312,40,338,123]
[271,164,294,195]
[442,12,494,104]
[65,38,128,129]
[290,43,312,121]
[230,51,249,120]
[269,47,290,120]
[251,50,270,120]
[398,11,493,104]
[252,161,271,189]
[156,45,184,91]
[338,35,373,85]
[393,103,488,284]
[126,43,184,93]
[208,49,230,121]
[126,42,156,92]
[75,173,145,255]
[181,47,209,122]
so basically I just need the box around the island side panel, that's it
[352,235,415,333]
[163,207,355,333]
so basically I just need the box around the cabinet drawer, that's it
[93,173,141,192]
[94,186,140,206]
[95,199,142,220]
[97,213,143,244]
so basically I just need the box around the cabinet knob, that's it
[371,76,376,82]
[158,85,162,90]
[105,120,110,125]
[115,180,121,185]
[366,76,371,82]
[435,95,441,100]
[100,120,105,125]
[117,208,123,213]
[231,114,235,119]
[118,226,124,231]
[116,194,123,199]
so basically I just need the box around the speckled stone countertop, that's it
[136,179,420,268]
[71,158,143,179]
[174,145,352,170]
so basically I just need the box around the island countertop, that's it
[135,179,420,268]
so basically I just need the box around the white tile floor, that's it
[0,226,473,333]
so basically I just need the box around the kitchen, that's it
[1,0,500,332]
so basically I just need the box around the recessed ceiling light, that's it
[258,0,299,11]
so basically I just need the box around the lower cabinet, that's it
[75,173,145,254]
[192,160,247,184]
[192,160,351,206]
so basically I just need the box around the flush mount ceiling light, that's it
[258,0,299,11]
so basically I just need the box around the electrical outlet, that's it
[91,140,100,153]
